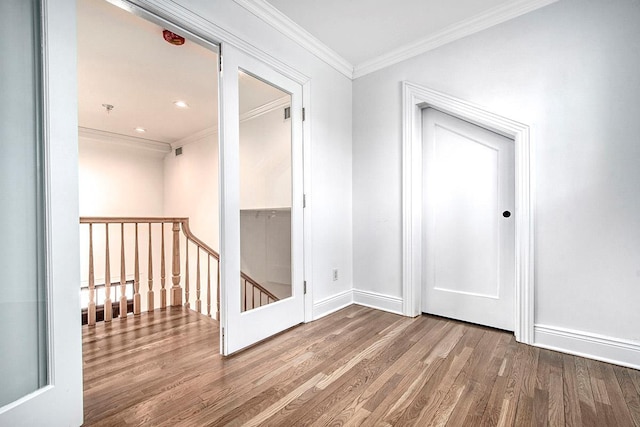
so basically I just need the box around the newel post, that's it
[170,221,183,306]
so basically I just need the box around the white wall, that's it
[79,137,165,216]
[353,0,640,353]
[164,133,219,248]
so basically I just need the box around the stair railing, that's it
[80,217,278,326]
[241,271,279,311]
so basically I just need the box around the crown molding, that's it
[172,126,218,149]
[354,0,559,78]
[241,95,290,122]
[78,127,172,155]
[233,0,354,79]
[171,95,291,149]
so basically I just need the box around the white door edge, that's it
[401,81,535,344]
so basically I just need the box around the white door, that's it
[219,43,305,355]
[0,0,83,424]
[421,108,515,331]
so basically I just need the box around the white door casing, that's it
[422,108,515,331]
[219,42,305,355]
[402,81,534,344]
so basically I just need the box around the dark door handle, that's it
[503,211,511,218]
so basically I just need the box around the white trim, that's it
[312,290,353,320]
[231,0,558,80]
[353,0,559,78]
[78,127,171,155]
[402,81,535,344]
[171,126,217,149]
[535,325,640,370]
[233,0,353,79]
[353,289,403,315]
[302,82,314,323]
[240,95,290,122]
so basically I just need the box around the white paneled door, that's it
[219,43,305,355]
[421,108,515,331]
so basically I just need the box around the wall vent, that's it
[175,147,183,156]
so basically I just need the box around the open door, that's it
[219,43,304,355]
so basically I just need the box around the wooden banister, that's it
[180,220,219,260]
[241,271,279,311]
[80,216,278,323]
[241,272,278,301]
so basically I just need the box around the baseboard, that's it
[534,324,640,370]
[312,290,353,320]
[353,289,404,315]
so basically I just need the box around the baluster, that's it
[170,222,182,306]
[244,279,248,312]
[104,223,112,322]
[119,223,127,319]
[147,222,154,312]
[206,255,211,317]
[253,287,256,310]
[184,239,190,309]
[216,259,221,320]
[88,223,96,326]
[160,223,166,308]
[196,247,201,313]
[134,223,141,315]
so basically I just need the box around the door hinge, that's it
[302,107,306,122]
[303,193,306,208]
[219,54,223,73]
[221,327,225,353]
[304,281,307,294]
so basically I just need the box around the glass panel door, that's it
[219,43,304,355]
[0,0,83,424]
[0,0,47,407]
[239,72,293,311]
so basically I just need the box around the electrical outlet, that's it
[332,269,338,281]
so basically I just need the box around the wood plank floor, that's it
[82,306,640,426]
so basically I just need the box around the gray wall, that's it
[353,0,640,342]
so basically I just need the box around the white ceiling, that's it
[237,0,557,77]
[77,0,556,142]
[266,0,510,66]
[78,0,286,144]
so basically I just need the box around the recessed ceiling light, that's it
[134,127,146,133]
[173,100,189,108]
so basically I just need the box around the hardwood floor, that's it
[82,306,640,426]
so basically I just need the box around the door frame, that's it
[107,0,314,323]
[401,81,535,344]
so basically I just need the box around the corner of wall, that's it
[312,289,353,320]
[353,289,403,315]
